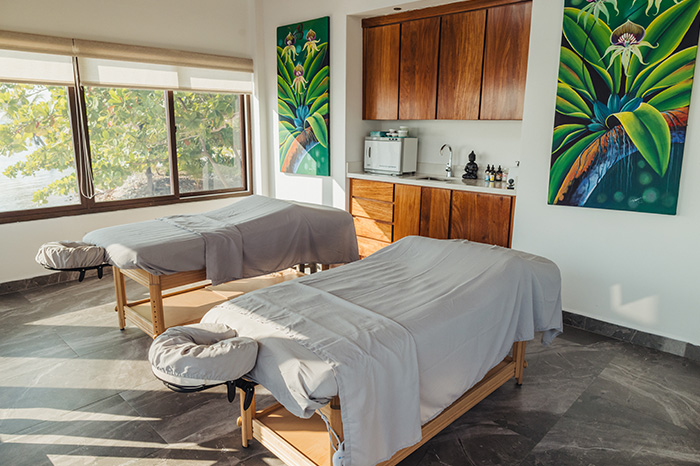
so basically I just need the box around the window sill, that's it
[0,188,252,225]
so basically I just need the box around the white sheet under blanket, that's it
[202,236,563,466]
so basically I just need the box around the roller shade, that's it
[0,49,74,86]
[78,57,253,93]
[0,29,254,80]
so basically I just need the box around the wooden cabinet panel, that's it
[354,217,392,242]
[351,179,394,202]
[350,198,394,223]
[394,184,422,240]
[357,236,391,258]
[437,10,486,120]
[399,17,441,120]
[363,24,401,120]
[480,2,532,120]
[419,187,452,239]
[451,191,513,247]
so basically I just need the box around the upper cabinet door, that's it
[363,24,401,120]
[437,10,486,120]
[399,17,441,120]
[480,2,532,120]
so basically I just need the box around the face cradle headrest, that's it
[35,241,106,270]
[148,323,258,388]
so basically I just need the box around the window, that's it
[174,91,245,193]
[0,83,80,213]
[85,87,171,201]
[0,41,253,224]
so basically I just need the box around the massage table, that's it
[82,195,359,337]
[186,236,564,466]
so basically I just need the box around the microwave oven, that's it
[364,137,418,175]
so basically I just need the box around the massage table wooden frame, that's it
[113,264,330,338]
[236,341,528,466]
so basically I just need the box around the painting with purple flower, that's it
[277,17,330,176]
[549,0,699,214]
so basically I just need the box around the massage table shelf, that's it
[239,341,528,466]
[114,267,306,338]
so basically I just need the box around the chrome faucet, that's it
[441,144,453,178]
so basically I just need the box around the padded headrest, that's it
[35,241,106,270]
[148,323,258,387]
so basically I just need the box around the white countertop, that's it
[347,171,517,196]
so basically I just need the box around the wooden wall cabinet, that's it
[399,17,441,120]
[363,24,401,120]
[480,2,533,120]
[362,0,531,121]
[350,178,514,257]
[437,10,486,120]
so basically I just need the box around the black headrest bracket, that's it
[161,378,257,409]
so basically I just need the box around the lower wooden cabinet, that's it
[419,187,451,239]
[450,191,514,247]
[350,178,514,257]
[394,184,421,240]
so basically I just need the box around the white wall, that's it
[256,0,700,346]
[513,0,700,346]
[0,0,257,283]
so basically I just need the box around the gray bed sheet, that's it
[202,236,563,465]
[84,217,205,276]
[83,195,359,283]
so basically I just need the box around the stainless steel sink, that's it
[415,176,451,182]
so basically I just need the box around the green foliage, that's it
[559,47,597,101]
[625,0,700,84]
[610,102,671,176]
[0,82,241,204]
[563,8,622,93]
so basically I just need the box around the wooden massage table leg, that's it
[239,387,255,447]
[513,340,527,385]
[113,267,127,330]
[148,274,166,337]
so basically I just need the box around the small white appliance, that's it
[364,137,418,175]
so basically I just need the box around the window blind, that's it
[0,49,74,85]
[0,30,254,92]
[77,57,253,93]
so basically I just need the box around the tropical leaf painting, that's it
[277,17,330,176]
[549,0,700,214]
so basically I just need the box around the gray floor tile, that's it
[524,389,700,466]
[0,336,153,435]
[120,378,238,445]
[589,346,700,433]
[450,336,617,444]
[0,291,31,312]
[0,395,166,465]
[33,302,149,357]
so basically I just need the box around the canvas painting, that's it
[549,0,700,214]
[277,16,330,176]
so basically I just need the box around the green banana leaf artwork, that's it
[277,16,330,176]
[549,0,700,214]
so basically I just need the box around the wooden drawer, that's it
[354,217,393,242]
[351,179,395,202]
[357,236,391,258]
[351,197,394,223]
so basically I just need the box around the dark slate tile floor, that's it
[0,275,698,465]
